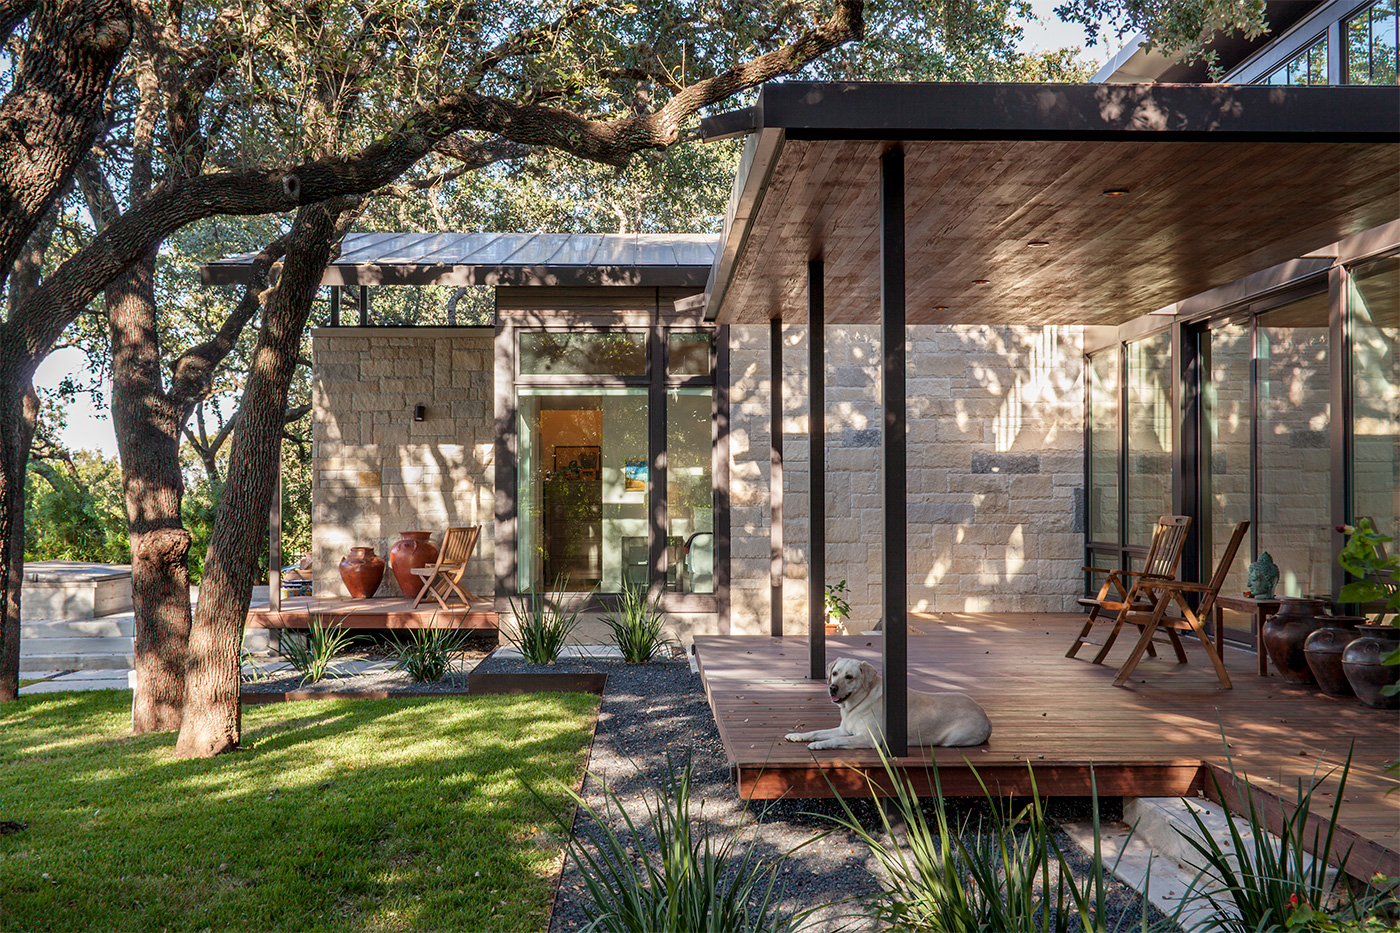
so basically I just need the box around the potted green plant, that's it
[1335,519,1400,708]
[824,579,852,635]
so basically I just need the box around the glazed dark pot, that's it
[389,531,439,597]
[339,546,385,598]
[1262,597,1326,684]
[1342,624,1400,709]
[1303,615,1363,697]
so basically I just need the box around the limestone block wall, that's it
[729,324,1085,635]
[311,328,496,598]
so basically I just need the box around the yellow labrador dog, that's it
[784,658,992,749]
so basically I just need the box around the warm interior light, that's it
[1027,241,1050,248]
[1101,188,1130,197]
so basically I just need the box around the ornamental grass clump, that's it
[281,614,353,685]
[557,754,812,933]
[601,580,676,662]
[389,627,469,682]
[825,746,1161,933]
[506,576,587,664]
[1178,744,1396,933]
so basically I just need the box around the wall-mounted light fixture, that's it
[413,404,426,422]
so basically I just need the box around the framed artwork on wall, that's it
[624,459,647,492]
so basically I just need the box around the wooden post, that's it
[881,146,907,757]
[808,260,826,680]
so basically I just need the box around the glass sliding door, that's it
[667,387,715,593]
[1257,292,1331,597]
[1351,255,1400,541]
[1126,331,1173,543]
[1088,349,1120,545]
[1202,318,1253,601]
[518,387,648,593]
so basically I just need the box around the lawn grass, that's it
[0,689,599,932]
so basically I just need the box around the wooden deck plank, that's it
[247,596,497,630]
[694,613,1399,881]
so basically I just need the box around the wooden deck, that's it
[247,596,497,630]
[694,613,1399,881]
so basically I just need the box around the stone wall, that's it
[728,324,1086,635]
[311,328,496,598]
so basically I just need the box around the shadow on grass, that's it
[0,690,599,932]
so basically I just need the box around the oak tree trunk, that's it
[108,258,192,732]
[0,362,37,701]
[175,203,351,756]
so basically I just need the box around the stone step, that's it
[21,651,134,672]
[20,635,133,657]
[21,617,134,638]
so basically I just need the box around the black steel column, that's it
[358,285,370,326]
[808,259,826,679]
[771,316,784,637]
[329,286,341,327]
[881,146,907,757]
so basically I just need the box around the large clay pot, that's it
[1342,624,1400,709]
[1262,597,1326,684]
[389,531,440,598]
[339,546,385,598]
[1303,615,1363,697]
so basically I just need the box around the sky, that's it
[31,1,1111,461]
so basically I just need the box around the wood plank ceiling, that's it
[715,138,1399,326]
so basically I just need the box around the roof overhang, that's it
[699,82,1400,326]
[202,232,718,289]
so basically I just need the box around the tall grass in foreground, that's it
[600,580,676,662]
[1179,745,1397,932]
[823,746,1166,933]
[558,754,813,933]
[506,576,589,663]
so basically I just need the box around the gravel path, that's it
[471,652,1179,933]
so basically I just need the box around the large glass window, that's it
[1257,293,1332,597]
[1088,349,1120,543]
[1351,255,1400,542]
[515,326,717,596]
[1126,332,1173,544]
[1203,319,1253,599]
[519,332,646,375]
[1346,0,1399,84]
[1262,35,1329,85]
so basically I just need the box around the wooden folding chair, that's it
[1066,515,1192,663]
[410,526,481,609]
[1111,520,1250,688]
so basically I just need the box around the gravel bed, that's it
[470,651,1179,933]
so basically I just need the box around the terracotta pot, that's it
[1342,624,1400,709]
[339,547,385,598]
[1303,615,1363,697]
[389,531,440,598]
[1262,597,1326,684]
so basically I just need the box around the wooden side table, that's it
[1213,595,1283,676]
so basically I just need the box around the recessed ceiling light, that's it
[1027,241,1050,248]
[932,305,949,312]
[971,279,990,285]
[1101,188,1130,197]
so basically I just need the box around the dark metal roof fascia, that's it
[741,81,1400,141]
[702,127,785,322]
[700,103,760,141]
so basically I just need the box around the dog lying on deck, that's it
[784,658,992,750]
